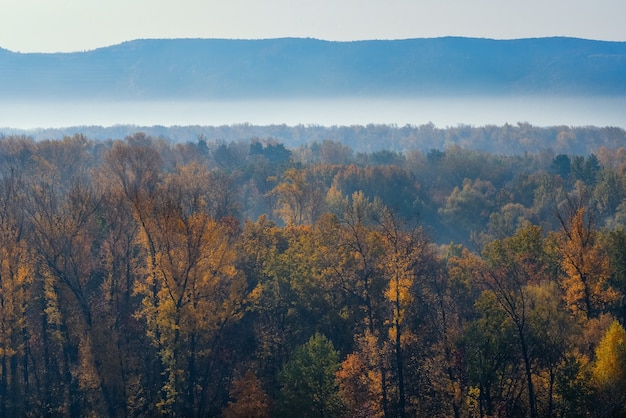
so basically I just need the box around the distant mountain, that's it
[1,37,625,99]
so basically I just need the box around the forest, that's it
[0,131,624,417]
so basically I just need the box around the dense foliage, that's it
[0,132,625,417]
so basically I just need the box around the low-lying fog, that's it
[1,96,625,130]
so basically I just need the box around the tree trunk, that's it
[380,363,390,418]
[22,327,29,413]
[187,332,196,417]
[0,351,7,418]
[395,326,406,418]
[581,274,593,319]
[518,326,538,418]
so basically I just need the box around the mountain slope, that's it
[1,37,625,99]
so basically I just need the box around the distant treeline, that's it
[2,122,625,154]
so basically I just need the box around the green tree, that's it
[479,225,555,418]
[525,281,576,417]
[330,165,420,222]
[464,291,521,417]
[240,219,317,388]
[604,228,626,323]
[278,333,345,418]
[593,168,626,222]
[439,178,497,241]
[551,154,571,179]
[571,154,600,184]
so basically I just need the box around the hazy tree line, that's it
[2,122,624,155]
[0,133,624,416]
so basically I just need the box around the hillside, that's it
[1,37,625,99]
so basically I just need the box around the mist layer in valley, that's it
[1,95,625,131]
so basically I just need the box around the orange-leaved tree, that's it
[557,206,615,319]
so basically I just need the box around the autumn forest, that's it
[0,129,625,417]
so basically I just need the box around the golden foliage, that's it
[592,320,626,387]
[337,331,386,418]
[559,208,615,319]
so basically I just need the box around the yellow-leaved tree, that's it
[106,143,248,416]
[138,164,246,416]
[0,172,33,417]
[591,320,626,416]
[377,208,423,418]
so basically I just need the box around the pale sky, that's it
[1,0,625,53]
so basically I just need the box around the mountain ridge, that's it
[1,37,625,99]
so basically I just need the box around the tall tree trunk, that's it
[548,367,555,418]
[395,323,406,418]
[41,313,53,418]
[380,362,390,418]
[518,326,538,418]
[22,327,29,413]
[0,351,7,418]
[10,355,19,417]
[581,274,593,319]
[187,332,196,417]
[392,285,406,418]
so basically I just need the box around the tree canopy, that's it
[0,132,623,416]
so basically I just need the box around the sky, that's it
[1,0,625,53]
